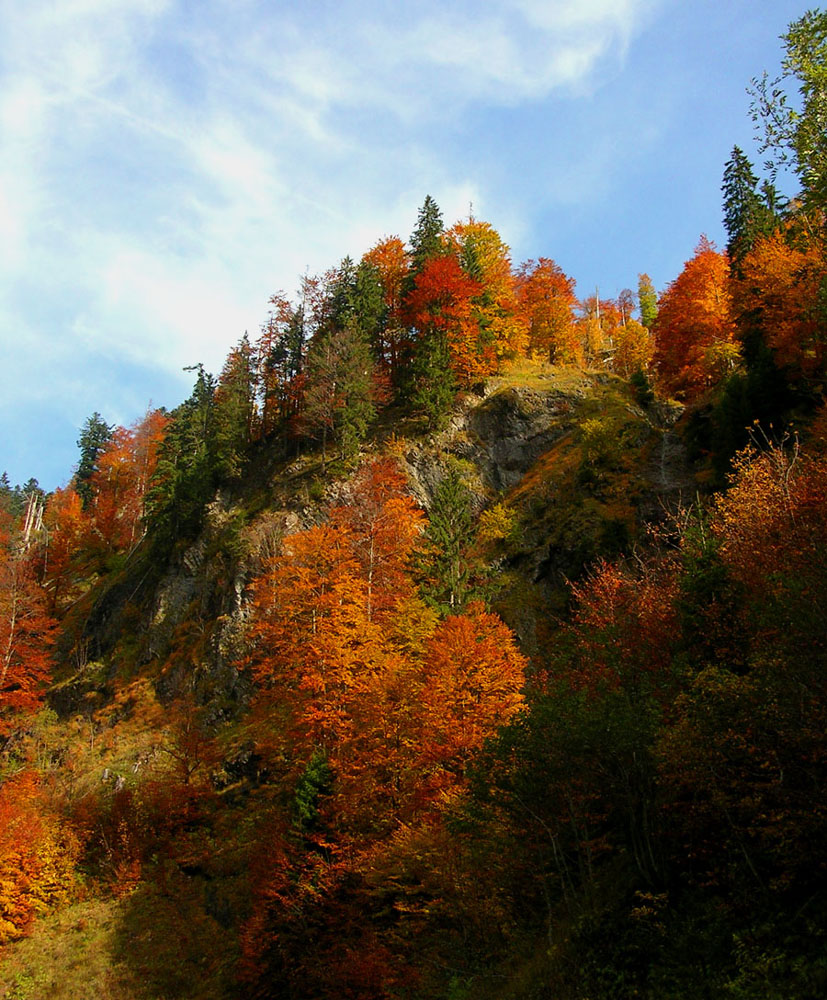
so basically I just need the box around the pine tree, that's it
[212,335,257,480]
[721,146,775,269]
[417,464,475,611]
[75,412,113,510]
[304,323,376,470]
[408,195,444,279]
[146,365,216,547]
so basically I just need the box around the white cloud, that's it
[0,0,661,486]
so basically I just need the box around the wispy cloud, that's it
[0,0,658,486]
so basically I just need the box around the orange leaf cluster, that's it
[736,229,827,378]
[654,236,737,399]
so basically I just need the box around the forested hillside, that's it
[1,11,826,999]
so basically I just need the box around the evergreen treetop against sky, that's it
[0,0,808,488]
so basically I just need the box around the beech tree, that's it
[406,253,484,396]
[89,408,168,552]
[637,273,658,330]
[330,457,423,621]
[751,9,827,216]
[419,602,526,777]
[653,236,738,399]
[736,228,827,379]
[515,257,579,363]
[0,772,78,943]
[362,236,411,379]
[445,218,526,360]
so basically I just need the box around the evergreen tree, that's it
[0,473,11,516]
[417,463,475,611]
[334,323,376,461]
[257,294,306,437]
[760,178,786,217]
[408,195,444,279]
[721,146,775,268]
[351,259,387,354]
[146,365,216,547]
[304,322,376,470]
[324,257,358,332]
[409,328,456,430]
[75,412,113,510]
[212,335,257,480]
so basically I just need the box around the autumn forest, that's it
[1,11,827,999]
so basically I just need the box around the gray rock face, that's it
[466,388,575,491]
[400,385,580,507]
[58,373,692,719]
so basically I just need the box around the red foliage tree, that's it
[362,236,410,377]
[406,254,487,386]
[0,518,55,738]
[89,408,168,552]
[568,557,680,699]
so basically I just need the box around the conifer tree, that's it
[408,195,444,280]
[351,260,387,351]
[409,329,456,430]
[721,146,775,269]
[417,464,475,611]
[212,335,257,480]
[146,365,216,546]
[304,322,376,470]
[75,412,113,510]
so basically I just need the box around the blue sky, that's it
[0,0,808,490]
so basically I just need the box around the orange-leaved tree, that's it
[362,236,411,379]
[735,228,827,380]
[38,486,88,612]
[89,408,168,552]
[246,524,386,755]
[0,515,55,738]
[445,219,527,360]
[515,257,580,363]
[417,602,526,793]
[654,236,738,399]
[329,457,424,622]
[0,771,78,944]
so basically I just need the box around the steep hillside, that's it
[50,364,687,712]
[0,362,696,1000]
